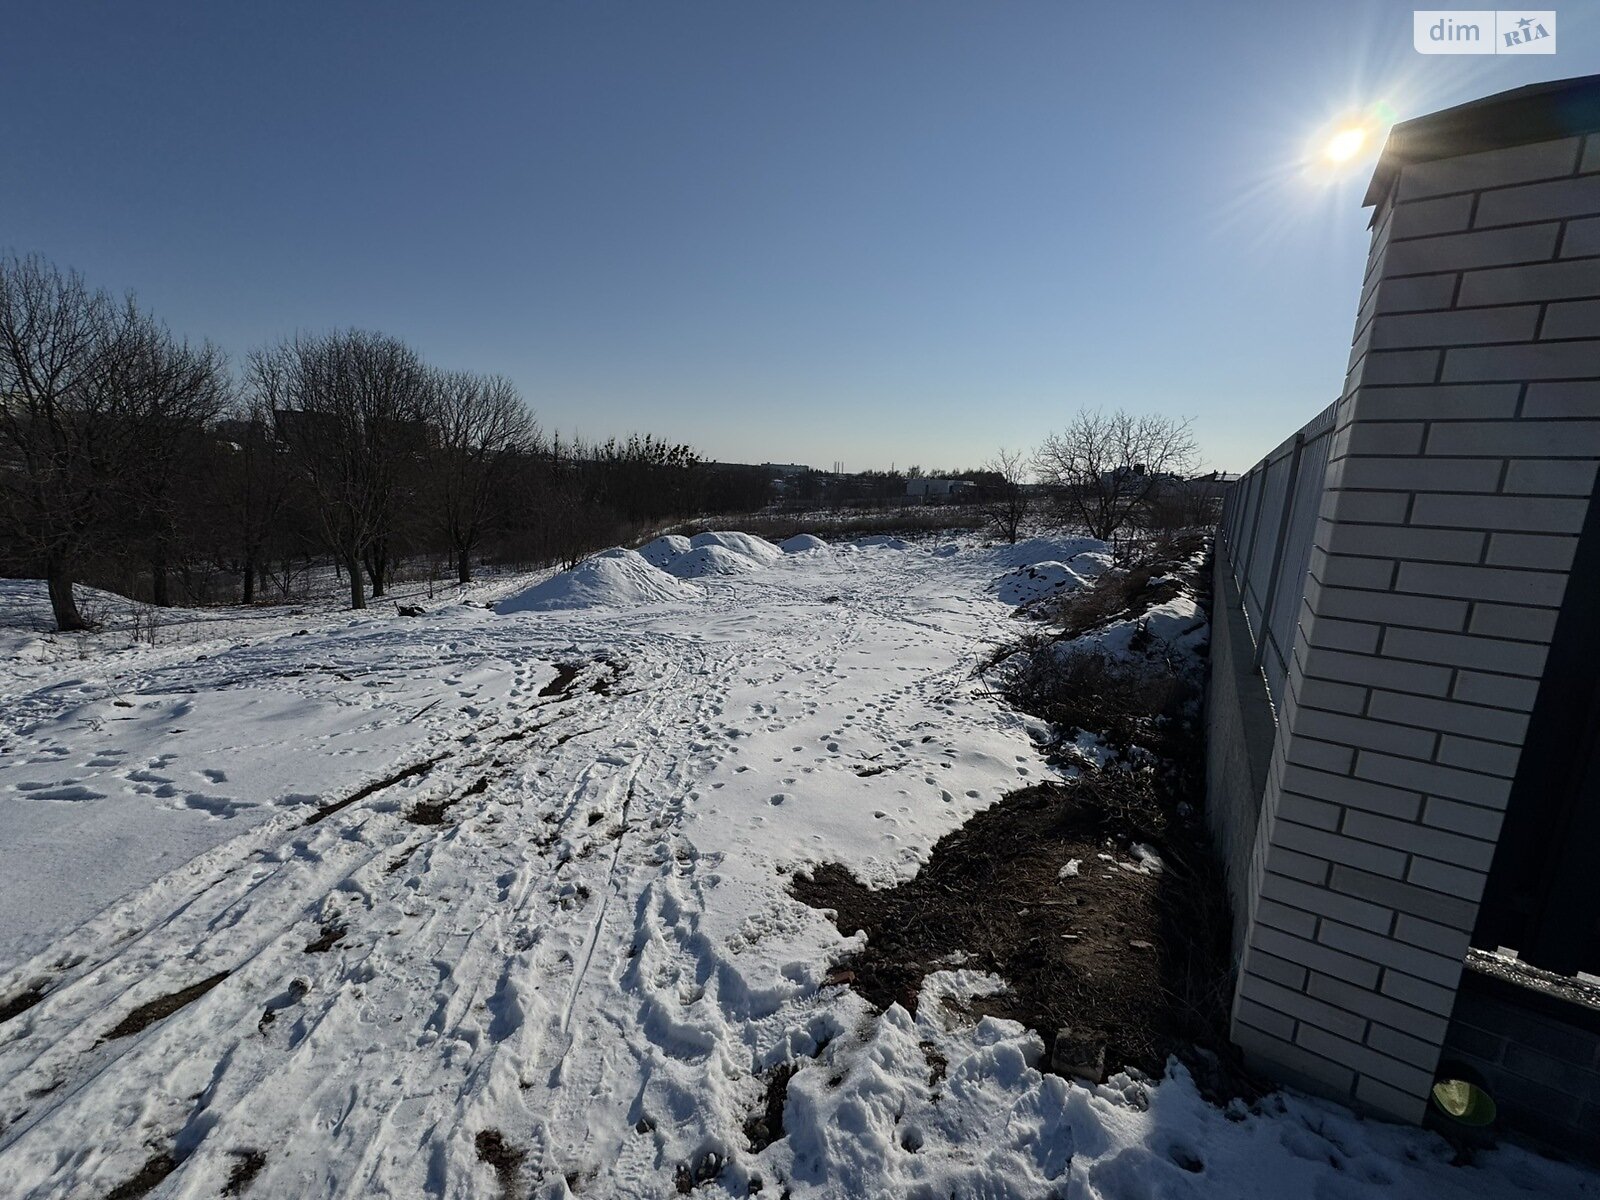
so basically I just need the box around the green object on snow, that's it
[1431,1078,1497,1126]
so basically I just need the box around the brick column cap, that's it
[1364,72,1600,208]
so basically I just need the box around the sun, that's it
[1299,102,1397,185]
[1324,126,1367,163]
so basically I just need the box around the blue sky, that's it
[3,3,1594,471]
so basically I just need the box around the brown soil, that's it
[538,662,582,697]
[304,922,347,953]
[101,972,231,1042]
[0,982,46,1027]
[474,1129,526,1200]
[794,769,1242,1096]
[743,1062,800,1152]
[304,755,444,826]
[103,1150,179,1200]
[222,1149,266,1196]
[405,774,488,826]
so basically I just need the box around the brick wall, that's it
[1225,122,1600,1122]
[1441,966,1600,1156]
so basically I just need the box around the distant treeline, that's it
[0,254,772,629]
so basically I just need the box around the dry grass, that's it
[1033,527,1207,634]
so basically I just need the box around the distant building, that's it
[905,478,975,500]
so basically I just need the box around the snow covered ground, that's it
[0,538,1593,1198]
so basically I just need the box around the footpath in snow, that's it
[0,534,1592,1198]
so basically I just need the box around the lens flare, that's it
[1300,101,1394,185]
[1325,127,1367,162]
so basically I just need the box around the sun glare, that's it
[1298,102,1396,187]
[1325,126,1367,163]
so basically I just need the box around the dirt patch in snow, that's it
[304,754,445,826]
[101,971,231,1042]
[538,661,583,697]
[796,536,1243,1096]
[222,1149,266,1196]
[304,922,346,953]
[0,980,47,1027]
[794,782,1228,1081]
[475,1129,527,1200]
[743,1061,800,1152]
[103,1149,180,1200]
[405,774,488,825]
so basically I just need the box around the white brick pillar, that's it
[1230,80,1600,1122]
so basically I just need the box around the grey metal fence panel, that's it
[1259,404,1337,707]
[1228,466,1264,591]
[1219,400,1338,713]
[1241,448,1292,636]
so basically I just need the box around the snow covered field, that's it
[0,536,1592,1198]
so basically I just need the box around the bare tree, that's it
[0,255,125,629]
[429,370,536,583]
[1137,471,1223,538]
[254,330,429,610]
[112,310,230,605]
[1032,409,1198,546]
[979,447,1031,544]
[216,385,294,605]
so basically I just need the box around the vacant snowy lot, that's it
[0,536,1591,1198]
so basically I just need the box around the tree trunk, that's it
[347,552,366,610]
[365,541,387,599]
[46,555,88,631]
[241,557,256,606]
[151,547,170,607]
[457,546,471,584]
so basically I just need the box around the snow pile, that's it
[983,539,1113,608]
[854,535,911,550]
[1124,843,1164,875]
[664,544,761,579]
[688,530,782,564]
[991,561,1099,607]
[1062,594,1209,666]
[638,534,692,567]
[779,533,830,554]
[990,536,1108,570]
[763,970,1593,1199]
[495,548,699,612]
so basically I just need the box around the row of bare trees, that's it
[0,255,230,628]
[243,330,538,610]
[0,255,724,630]
[976,410,1213,546]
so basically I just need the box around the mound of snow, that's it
[1068,549,1114,577]
[932,543,961,558]
[991,561,1098,607]
[779,533,830,554]
[1054,594,1209,666]
[688,531,782,563]
[854,535,911,550]
[495,548,699,612]
[638,534,692,567]
[991,536,1109,570]
[664,544,761,578]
